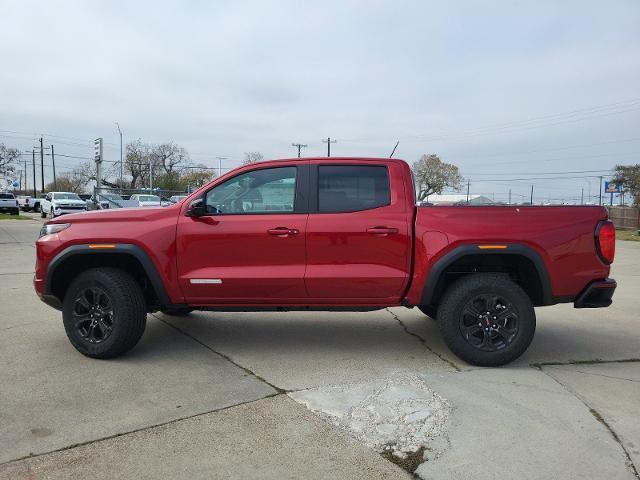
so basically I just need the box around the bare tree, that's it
[242,152,263,165]
[125,139,152,188]
[0,143,19,176]
[153,142,189,174]
[412,154,463,200]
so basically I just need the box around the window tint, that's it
[318,165,390,213]
[0,193,15,199]
[205,166,296,214]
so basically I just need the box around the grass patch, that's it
[616,229,640,241]
[0,213,33,220]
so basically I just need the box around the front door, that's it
[304,162,412,302]
[176,164,308,304]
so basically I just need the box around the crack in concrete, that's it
[153,314,288,394]
[543,365,640,384]
[540,367,639,479]
[385,308,461,372]
[531,358,640,368]
[0,393,283,468]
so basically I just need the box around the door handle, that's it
[366,226,398,236]
[267,227,299,236]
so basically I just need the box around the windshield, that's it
[102,194,123,200]
[138,195,161,202]
[54,193,81,200]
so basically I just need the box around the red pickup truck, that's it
[35,158,616,366]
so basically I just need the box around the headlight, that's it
[39,223,71,238]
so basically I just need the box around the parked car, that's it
[129,194,163,207]
[86,193,138,210]
[35,157,616,366]
[17,195,33,211]
[30,193,47,213]
[168,195,187,203]
[39,192,87,218]
[0,192,19,215]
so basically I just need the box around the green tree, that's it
[613,164,640,206]
[412,154,463,200]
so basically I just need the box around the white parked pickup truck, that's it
[40,192,87,218]
[0,192,19,215]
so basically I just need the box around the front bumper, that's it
[574,278,616,308]
[54,208,86,215]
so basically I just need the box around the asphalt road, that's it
[0,215,638,479]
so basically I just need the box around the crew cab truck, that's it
[34,158,617,366]
[40,192,87,218]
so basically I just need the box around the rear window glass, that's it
[0,193,15,199]
[318,165,390,213]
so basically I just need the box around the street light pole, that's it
[115,122,123,188]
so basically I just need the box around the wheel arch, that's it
[420,244,552,308]
[45,244,171,309]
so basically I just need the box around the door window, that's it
[318,165,390,213]
[205,166,297,214]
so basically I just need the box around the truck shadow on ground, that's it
[151,309,636,368]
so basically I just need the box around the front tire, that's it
[40,208,47,218]
[62,268,147,359]
[438,273,536,367]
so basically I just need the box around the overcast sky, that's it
[2,0,640,203]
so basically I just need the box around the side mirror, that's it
[186,198,206,217]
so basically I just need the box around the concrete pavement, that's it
[0,217,638,479]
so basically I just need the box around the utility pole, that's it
[291,143,308,158]
[115,122,123,188]
[598,176,603,206]
[39,137,44,192]
[466,179,470,205]
[32,149,37,197]
[18,170,22,191]
[216,157,227,177]
[50,145,57,191]
[508,189,512,205]
[581,187,584,205]
[94,138,103,194]
[149,158,153,190]
[530,185,534,205]
[322,137,336,157]
[23,155,28,195]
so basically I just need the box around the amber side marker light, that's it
[478,245,508,250]
[88,244,117,249]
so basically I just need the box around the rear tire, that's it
[40,209,47,218]
[438,273,536,367]
[62,268,147,359]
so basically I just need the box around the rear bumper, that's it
[574,278,616,308]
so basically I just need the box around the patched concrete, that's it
[290,373,451,458]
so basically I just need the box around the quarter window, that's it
[205,166,297,214]
[318,165,390,213]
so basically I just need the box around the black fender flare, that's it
[45,243,172,306]
[420,243,553,306]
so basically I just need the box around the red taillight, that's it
[596,220,615,264]
[16,200,19,206]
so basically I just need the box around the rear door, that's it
[176,163,309,304]
[304,161,412,301]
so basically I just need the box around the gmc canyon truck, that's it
[34,158,617,366]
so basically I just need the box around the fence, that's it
[607,206,639,230]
